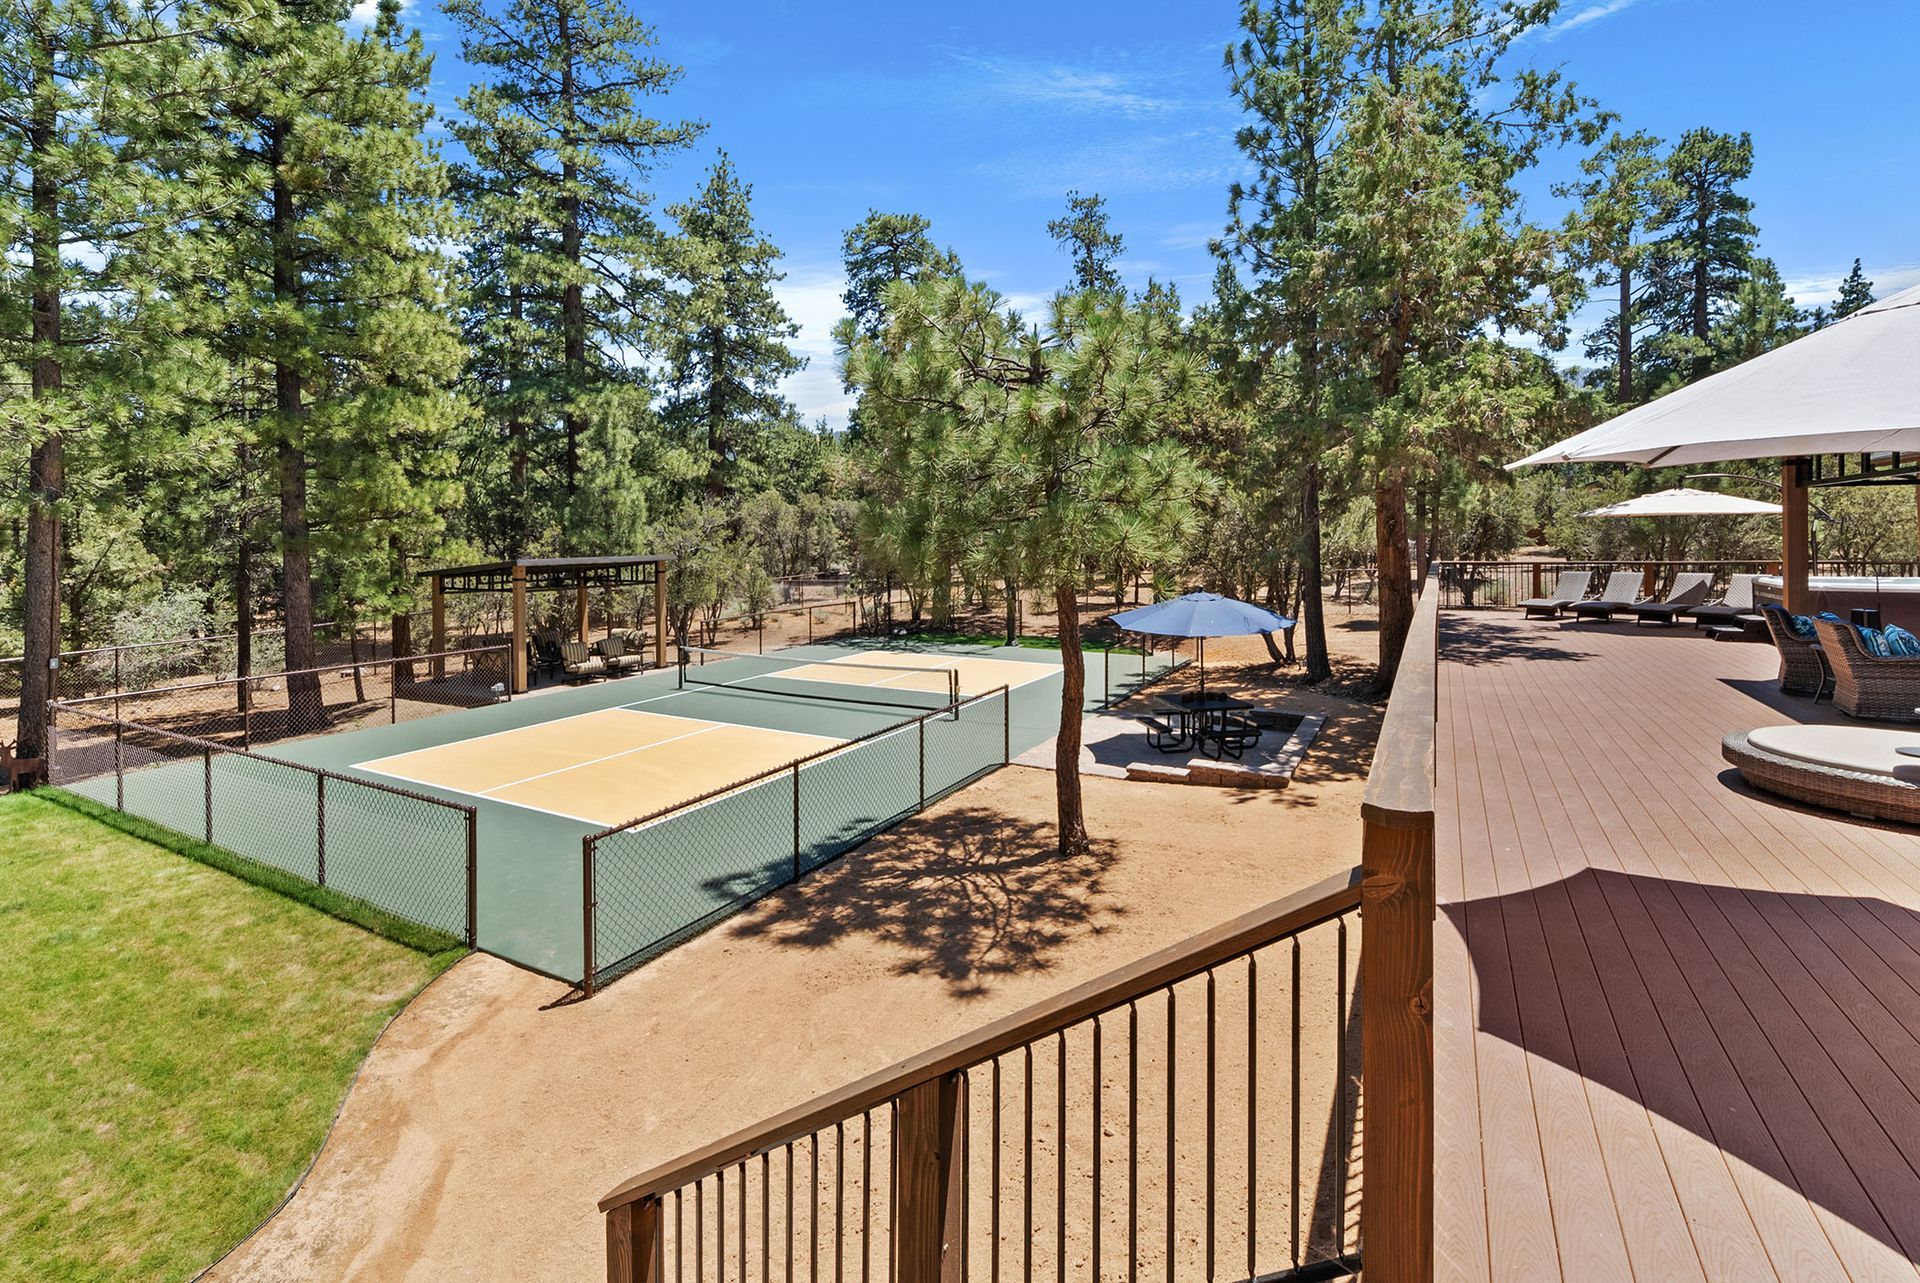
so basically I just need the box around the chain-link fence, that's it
[42,646,510,752]
[48,703,478,942]
[582,686,1013,994]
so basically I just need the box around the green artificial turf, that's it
[0,791,456,1282]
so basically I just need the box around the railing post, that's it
[792,762,802,879]
[893,1072,966,1283]
[918,715,927,809]
[466,810,479,949]
[114,718,124,810]
[606,1195,661,1283]
[582,837,597,997]
[203,748,213,843]
[316,773,327,887]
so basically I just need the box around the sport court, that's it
[354,649,1054,827]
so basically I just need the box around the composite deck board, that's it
[1436,613,1920,1282]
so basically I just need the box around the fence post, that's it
[1104,646,1112,705]
[316,773,327,887]
[1002,692,1011,765]
[203,748,213,843]
[114,718,124,811]
[466,810,479,949]
[918,716,927,809]
[892,1072,966,1283]
[792,762,802,879]
[582,837,597,997]
[606,1195,662,1283]
[242,682,252,751]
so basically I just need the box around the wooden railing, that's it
[1436,558,1920,610]
[600,576,1445,1283]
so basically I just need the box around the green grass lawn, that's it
[0,791,458,1282]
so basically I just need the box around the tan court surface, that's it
[358,708,838,827]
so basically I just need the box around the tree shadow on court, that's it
[718,805,1123,1000]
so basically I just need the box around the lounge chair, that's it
[558,640,608,683]
[1567,570,1647,621]
[1631,571,1715,626]
[1760,604,1825,695]
[1811,617,1920,721]
[596,634,646,674]
[1519,570,1594,619]
[1681,573,1758,629]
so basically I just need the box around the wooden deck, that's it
[1436,612,1920,1282]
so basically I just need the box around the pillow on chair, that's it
[1859,626,1893,657]
[1885,625,1920,657]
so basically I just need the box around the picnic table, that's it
[1144,693,1261,759]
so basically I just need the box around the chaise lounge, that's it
[1519,570,1594,619]
[1631,571,1715,626]
[1568,569,1647,621]
[1682,572,1758,629]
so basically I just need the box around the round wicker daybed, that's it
[1724,725,1920,825]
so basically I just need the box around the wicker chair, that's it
[1760,604,1825,696]
[1811,617,1920,721]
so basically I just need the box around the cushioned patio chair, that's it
[1682,573,1758,629]
[596,634,646,674]
[558,639,607,683]
[1811,617,1920,721]
[1568,570,1647,621]
[1631,571,1716,626]
[1760,604,1826,695]
[1518,570,1594,619]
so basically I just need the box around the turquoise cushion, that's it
[1786,611,1817,639]
[1816,611,1844,622]
[1886,625,1920,657]
[1860,626,1893,657]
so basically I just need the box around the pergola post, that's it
[575,585,591,645]
[654,565,668,669]
[430,573,447,681]
[1782,459,1811,614]
[511,563,529,694]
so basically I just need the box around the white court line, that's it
[474,723,726,795]
[353,763,616,827]
[355,694,725,767]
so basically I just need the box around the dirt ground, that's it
[202,596,1384,1282]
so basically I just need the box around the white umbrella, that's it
[1510,283,1920,469]
[1579,487,1783,519]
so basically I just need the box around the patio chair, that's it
[557,639,608,683]
[1631,571,1715,626]
[1518,570,1594,619]
[1567,570,1647,621]
[529,630,564,679]
[596,634,646,674]
[1811,617,1920,721]
[1681,573,1758,629]
[1760,604,1825,695]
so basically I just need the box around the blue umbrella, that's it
[1109,592,1296,695]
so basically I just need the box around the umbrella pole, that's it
[1199,637,1206,696]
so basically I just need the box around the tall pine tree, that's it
[1558,130,1664,404]
[1833,257,1875,319]
[1643,127,1759,385]
[837,210,958,342]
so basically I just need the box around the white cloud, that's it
[950,53,1195,119]
[1540,0,1641,40]
[1783,261,1920,310]
[773,266,854,430]
[347,0,412,25]
[1159,221,1220,252]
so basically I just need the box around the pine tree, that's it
[1219,0,1363,684]
[1558,130,1664,404]
[199,0,464,728]
[0,0,220,757]
[1833,257,1875,319]
[445,0,702,530]
[1712,256,1804,364]
[1643,127,1760,384]
[658,153,804,499]
[1047,191,1126,294]
[838,210,958,341]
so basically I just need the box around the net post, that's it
[203,748,213,843]
[316,772,327,887]
[581,836,597,998]
[792,762,802,879]
[1105,646,1112,706]
[465,809,478,949]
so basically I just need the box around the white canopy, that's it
[1579,486,1783,518]
[1510,282,1920,469]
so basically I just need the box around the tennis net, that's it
[678,645,961,711]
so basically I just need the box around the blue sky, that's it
[382,0,1920,428]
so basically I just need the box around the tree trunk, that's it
[1300,461,1331,682]
[1052,581,1090,857]
[16,19,61,761]
[270,119,324,733]
[558,9,584,503]
[507,282,530,557]
[705,329,727,498]
[235,542,252,715]
[1690,210,1711,384]
[1374,465,1414,693]
[1003,577,1018,646]
[1616,265,1633,403]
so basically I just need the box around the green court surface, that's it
[61,640,1176,985]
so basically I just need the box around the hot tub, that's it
[1754,575,1920,630]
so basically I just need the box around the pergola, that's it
[422,555,672,694]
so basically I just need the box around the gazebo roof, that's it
[427,555,672,595]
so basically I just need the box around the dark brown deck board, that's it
[1436,613,1920,1282]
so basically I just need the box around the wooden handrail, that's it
[1359,566,1440,1282]
[597,865,1363,1215]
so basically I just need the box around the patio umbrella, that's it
[1578,486,1783,519]
[1109,592,1296,695]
